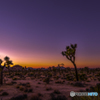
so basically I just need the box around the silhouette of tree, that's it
[0,59,6,85]
[61,44,79,81]
[4,56,13,75]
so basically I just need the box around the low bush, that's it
[50,93,67,100]
[30,94,41,100]
[54,89,61,94]
[19,86,25,91]
[46,87,52,91]
[2,92,9,96]
[10,94,27,100]
[43,77,50,84]
[12,77,17,80]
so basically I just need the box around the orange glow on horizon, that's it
[0,51,100,68]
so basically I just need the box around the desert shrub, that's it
[50,93,67,100]
[73,82,85,87]
[0,89,3,92]
[72,96,100,100]
[55,80,64,84]
[46,87,52,91]
[66,74,70,76]
[79,74,87,81]
[86,80,91,82]
[48,72,52,77]
[93,83,100,93]
[98,78,100,81]
[16,84,20,88]
[28,88,33,92]
[86,88,91,92]
[56,76,60,80]
[31,77,35,80]
[36,86,39,88]
[12,81,17,84]
[2,92,9,96]
[43,77,50,84]
[12,77,17,80]
[88,83,100,93]
[9,75,13,78]
[38,82,41,84]
[6,82,13,85]
[79,89,85,92]
[24,88,28,92]
[26,83,31,87]
[10,94,27,100]
[29,72,34,76]
[15,72,20,75]
[66,75,74,81]
[19,86,25,91]
[37,93,43,97]
[30,94,41,100]
[20,83,26,86]
[24,87,33,93]
[96,73,100,77]
[55,95,67,100]
[54,89,61,94]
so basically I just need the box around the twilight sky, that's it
[0,0,100,68]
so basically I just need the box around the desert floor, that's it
[0,77,99,100]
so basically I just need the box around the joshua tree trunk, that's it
[8,66,10,75]
[9,69,10,75]
[0,70,3,85]
[72,62,79,81]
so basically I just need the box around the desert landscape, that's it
[0,65,100,100]
[0,0,100,100]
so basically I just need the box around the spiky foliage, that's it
[61,44,79,81]
[4,56,9,62]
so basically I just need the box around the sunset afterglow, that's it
[0,0,100,68]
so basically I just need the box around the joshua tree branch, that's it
[66,55,71,60]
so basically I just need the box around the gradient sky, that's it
[0,0,100,68]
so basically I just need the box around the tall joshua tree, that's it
[4,56,13,75]
[61,44,79,81]
[0,59,6,85]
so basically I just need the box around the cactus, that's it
[61,44,79,81]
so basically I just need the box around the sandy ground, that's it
[0,77,99,100]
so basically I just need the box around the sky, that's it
[0,0,100,68]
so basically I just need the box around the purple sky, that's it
[0,0,100,68]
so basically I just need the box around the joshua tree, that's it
[4,56,13,75]
[0,59,6,85]
[61,44,79,81]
